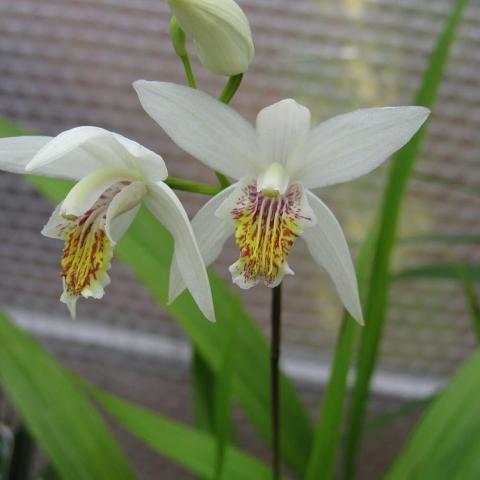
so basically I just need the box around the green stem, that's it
[181,54,197,89]
[165,176,222,196]
[271,285,282,480]
[212,74,244,189]
[219,74,243,105]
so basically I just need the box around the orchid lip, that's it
[227,178,313,288]
[256,162,289,198]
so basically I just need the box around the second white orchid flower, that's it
[134,80,430,324]
[0,127,215,321]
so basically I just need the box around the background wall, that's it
[0,0,479,477]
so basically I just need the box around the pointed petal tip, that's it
[205,309,216,323]
[354,311,365,327]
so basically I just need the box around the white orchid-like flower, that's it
[168,0,254,75]
[0,127,215,321]
[134,81,430,324]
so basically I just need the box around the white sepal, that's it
[169,184,236,302]
[302,191,363,324]
[0,136,52,174]
[26,126,167,182]
[298,106,430,188]
[134,81,258,179]
[256,99,310,172]
[145,181,215,322]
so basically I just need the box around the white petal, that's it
[144,181,215,322]
[302,191,363,324]
[105,181,145,244]
[256,99,311,173]
[134,81,258,179]
[0,136,52,174]
[60,167,141,218]
[41,203,68,239]
[298,106,430,188]
[169,184,236,302]
[26,127,167,182]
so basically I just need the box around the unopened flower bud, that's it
[167,0,254,76]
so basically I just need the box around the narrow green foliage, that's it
[343,2,469,477]
[453,262,480,344]
[0,311,135,480]
[387,349,480,479]
[192,351,216,434]
[88,383,275,480]
[365,396,434,432]
[399,231,480,245]
[192,351,216,480]
[214,314,238,480]
[394,264,480,283]
[305,221,379,480]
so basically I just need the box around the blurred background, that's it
[0,0,479,478]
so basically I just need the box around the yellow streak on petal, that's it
[61,218,112,298]
[231,182,306,287]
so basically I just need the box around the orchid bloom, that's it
[0,127,215,321]
[134,81,430,324]
[168,0,254,75]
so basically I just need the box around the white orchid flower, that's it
[168,0,254,75]
[134,81,430,324]
[0,127,215,321]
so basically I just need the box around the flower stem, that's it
[165,176,222,195]
[219,74,243,104]
[271,284,282,480]
[212,74,243,189]
[181,54,197,89]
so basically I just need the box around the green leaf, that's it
[343,1,469,478]
[305,222,378,480]
[387,349,480,479]
[394,264,480,283]
[453,263,480,344]
[213,311,238,480]
[0,115,312,476]
[192,350,216,434]
[191,350,216,480]
[399,231,480,245]
[88,382,274,480]
[0,310,135,480]
[107,207,313,476]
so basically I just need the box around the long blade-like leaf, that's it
[343,2,469,478]
[305,2,469,478]
[305,222,378,480]
[387,349,480,479]
[0,310,135,480]
[399,231,480,245]
[213,311,238,480]
[454,263,480,344]
[394,264,480,283]
[0,117,313,476]
[88,382,275,480]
